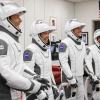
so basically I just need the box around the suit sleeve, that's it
[84,47,94,75]
[23,49,36,71]
[0,39,41,93]
[59,42,73,80]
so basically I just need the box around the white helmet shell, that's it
[64,19,86,43]
[94,29,100,46]
[0,2,26,36]
[65,19,85,33]
[31,20,55,50]
[31,20,55,36]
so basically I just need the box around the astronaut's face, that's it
[39,31,49,44]
[9,14,22,29]
[72,27,83,38]
[97,36,100,43]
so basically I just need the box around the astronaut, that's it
[85,29,100,100]
[23,19,58,100]
[59,19,96,100]
[0,2,48,100]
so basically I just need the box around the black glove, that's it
[36,90,48,100]
[89,75,99,84]
[40,83,50,91]
[27,90,48,100]
[89,75,99,91]
[69,78,78,88]
[70,81,78,97]
[37,78,50,89]
[70,83,78,88]
[26,79,49,100]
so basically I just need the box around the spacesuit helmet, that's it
[94,29,100,47]
[31,19,55,50]
[65,19,85,42]
[0,1,26,36]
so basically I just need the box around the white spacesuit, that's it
[0,2,48,100]
[23,20,57,100]
[85,29,100,100]
[59,19,94,100]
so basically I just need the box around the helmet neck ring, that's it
[7,17,22,34]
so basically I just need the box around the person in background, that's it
[0,1,49,100]
[23,19,59,100]
[85,29,100,100]
[59,19,98,100]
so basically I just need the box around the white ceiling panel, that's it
[66,0,96,3]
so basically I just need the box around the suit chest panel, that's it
[9,40,23,72]
[92,48,100,68]
[35,49,51,71]
[68,43,86,63]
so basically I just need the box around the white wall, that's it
[23,0,74,48]
[75,0,99,45]
[16,0,25,49]
[12,0,99,48]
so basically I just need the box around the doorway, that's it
[93,20,100,32]
[92,20,100,43]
